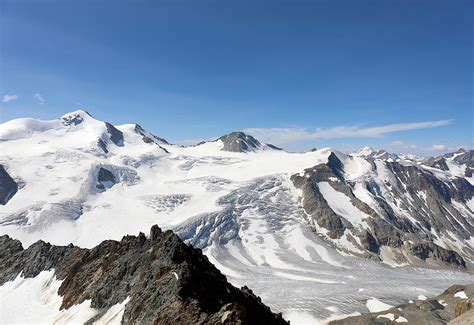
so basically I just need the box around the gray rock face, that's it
[0,226,287,324]
[291,154,347,239]
[330,283,474,325]
[0,165,18,205]
[291,152,473,268]
[104,122,124,146]
[218,132,262,152]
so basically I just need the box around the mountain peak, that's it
[356,146,374,156]
[218,131,263,152]
[60,110,95,126]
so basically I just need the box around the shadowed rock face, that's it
[291,153,471,268]
[104,122,124,146]
[330,284,474,325]
[96,167,116,190]
[0,226,287,324]
[425,157,450,171]
[0,165,18,205]
[219,132,262,152]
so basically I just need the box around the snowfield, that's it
[0,111,473,324]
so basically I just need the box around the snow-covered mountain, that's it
[354,146,400,161]
[1,110,473,323]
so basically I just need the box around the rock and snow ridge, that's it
[0,110,473,323]
[0,226,286,324]
[331,283,474,324]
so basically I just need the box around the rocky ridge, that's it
[0,225,287,324]
[330,283,474,324]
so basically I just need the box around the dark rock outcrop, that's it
[104,122,124,147]
[330,284,474,325]
[97,138,109,153]
[0,165,18,205]
[61,111,90,126]
[408,242,466,268]
[134,124,169,145]
[0,226,287,324]
[96,167,116,190]
[133,124,170,153]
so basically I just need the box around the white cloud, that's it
[34,93,45,105]
[2,94,18,103]
[390,140,405,146]
[431,144,446,151]
[243,119,453,146]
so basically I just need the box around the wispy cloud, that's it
[431,144,446,151]
[243,119,453,145]
[34,93,45,105]
[2,94,18,103]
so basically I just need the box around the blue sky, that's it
[1,0,472,154]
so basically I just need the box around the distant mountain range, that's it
[0,110,472,323]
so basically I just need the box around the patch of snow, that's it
[366,298,393,313]
[0,270,96,324]
[318,182,370,228]
[377,313,395,321]
[94,297,130,324]
[454,291,468,299]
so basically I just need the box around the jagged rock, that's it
[0,165,18,205]
[330,284,474,325]
[0,226,287,324]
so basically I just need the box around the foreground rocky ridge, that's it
[330,283,474,324]
[0,225,287,324]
